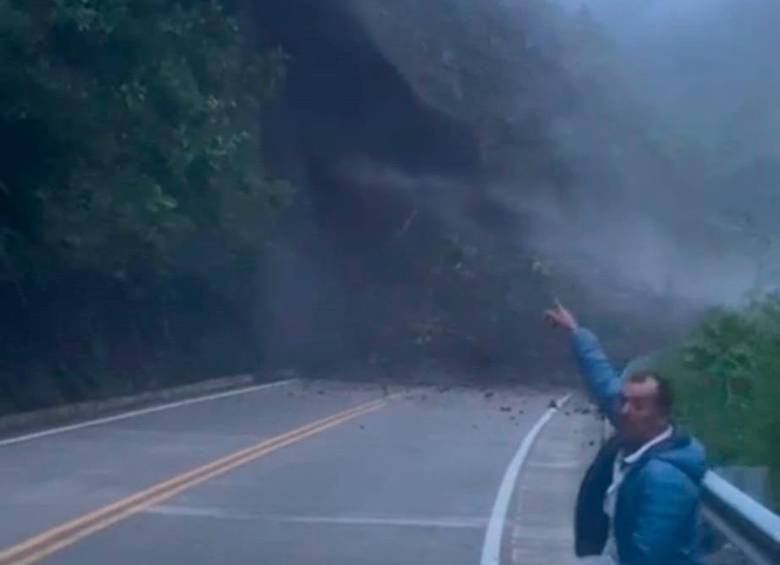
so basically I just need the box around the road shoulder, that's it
[505,396,601,565]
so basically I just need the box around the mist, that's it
[9,0,780,413]
[253,0,780,375]
[512,0,780,306]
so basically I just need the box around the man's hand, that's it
[544,301,578,332]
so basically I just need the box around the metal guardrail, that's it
[701,470,780,565]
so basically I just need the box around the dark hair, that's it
[627,370,674,416]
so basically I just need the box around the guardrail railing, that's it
[701,470,780,565]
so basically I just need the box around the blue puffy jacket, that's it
[572,327,707,565]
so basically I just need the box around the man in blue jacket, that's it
[545,302,706,564]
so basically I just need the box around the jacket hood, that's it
[652,431,708,484]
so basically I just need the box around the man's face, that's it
[618,378,667,446]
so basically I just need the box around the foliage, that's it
[656,294,780,508]
[0,0,290,284]
[0,0,291,411]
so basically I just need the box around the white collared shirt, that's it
[601,426,674,562]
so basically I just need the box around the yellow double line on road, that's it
[0,397,391,565]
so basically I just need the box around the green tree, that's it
[657,295,780,509]
[0,0,290,286]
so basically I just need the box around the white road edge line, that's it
[479,393,572,565]
[0,379,297,448]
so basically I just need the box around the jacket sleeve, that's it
[629,461,700,564]
[572,327,621,426]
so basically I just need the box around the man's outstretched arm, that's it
[545,303,621,426]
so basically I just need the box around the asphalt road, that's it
[0,380,566,565]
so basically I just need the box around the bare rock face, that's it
[347,0,568,179]
[348,1,520,125]
[249,0,701,378]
